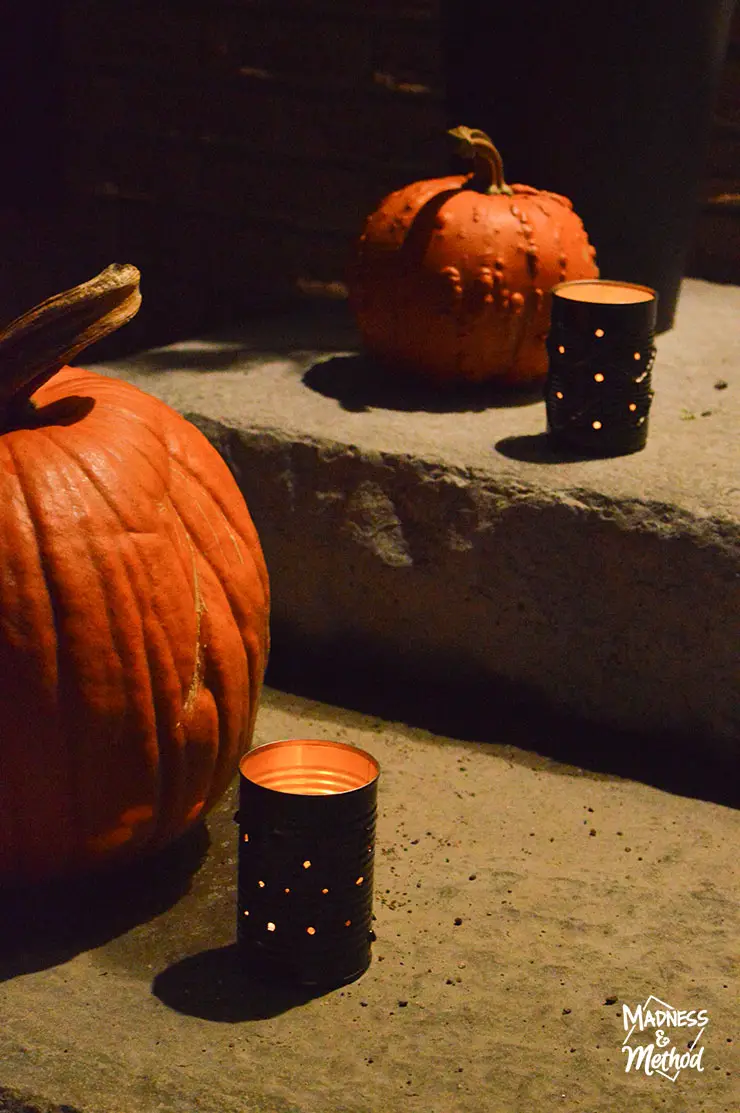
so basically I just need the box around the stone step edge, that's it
[186,415,740,753]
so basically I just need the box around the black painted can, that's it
[545,279,658,458]
[237,739,380,989]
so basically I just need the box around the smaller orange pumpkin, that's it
[348,127,599,386]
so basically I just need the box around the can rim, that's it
[550,277,657,303]
[239,738,381,795]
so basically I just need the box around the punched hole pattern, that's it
[547,326,656,445]
[238,824,376,957]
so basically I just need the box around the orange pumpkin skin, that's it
[0,366,269,882]
[349,159,599,386]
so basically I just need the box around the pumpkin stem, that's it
[0,264,141,423]
[448,126,514,197]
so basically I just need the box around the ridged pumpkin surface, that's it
[0,365,269,882]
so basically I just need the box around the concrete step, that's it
[92,278,740,752]
[0,687,737,1113]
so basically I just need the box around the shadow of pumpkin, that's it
[303,352,543,415]
[0,823,210,981]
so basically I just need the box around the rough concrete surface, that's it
[91,279,740,747]
[1,688,738,1113]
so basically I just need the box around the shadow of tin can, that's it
[237,738,380,989]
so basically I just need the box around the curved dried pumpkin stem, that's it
[0,264,141,424]
[449,126,513,197]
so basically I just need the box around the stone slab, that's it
[1,688,738,1113]
[91,279,740,747]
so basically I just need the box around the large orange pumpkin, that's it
[348,127,599,385]
[0,266,269,882]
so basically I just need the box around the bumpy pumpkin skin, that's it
[0,367,269,882]
[349,172,599,386]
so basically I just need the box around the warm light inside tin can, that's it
[240,738,379,796]
[554,280,655,305]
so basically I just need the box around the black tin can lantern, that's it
[545,279,658,457]
[237,739,380,989]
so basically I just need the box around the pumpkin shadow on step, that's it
[303,353,542,414]
[152,943,334,1021]
[0,823,210,982]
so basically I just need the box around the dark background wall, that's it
[0,0,736,356]
[688,3,740,282]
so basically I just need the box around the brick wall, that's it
[0,1,736,355]
[57,0,446,352]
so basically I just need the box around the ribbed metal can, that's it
[237,738,380,989]
[545,279,658,458]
